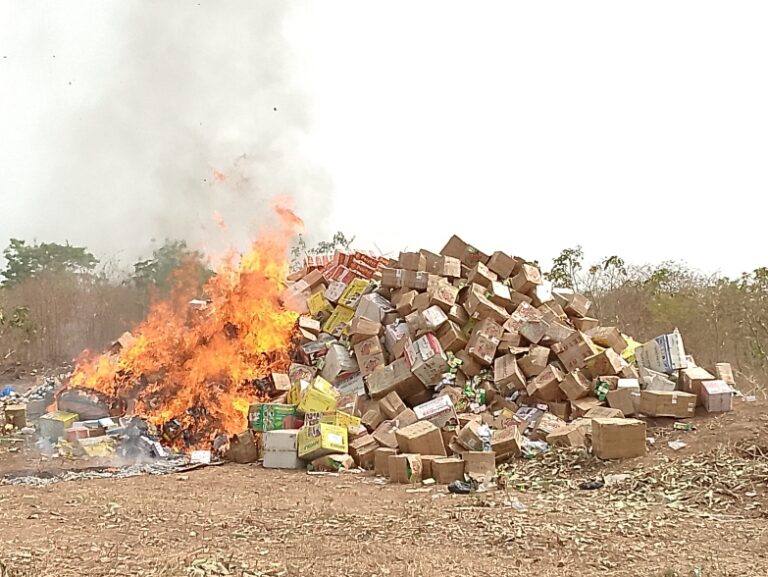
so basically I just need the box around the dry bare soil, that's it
[2,401,768,577]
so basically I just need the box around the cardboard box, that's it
[399,251,426,271]
[389,453,423,484]
[413,395,459,428]
[639,390,696,418]
[553,331,599,372]
[375,447,398,476]
[491,427,522,462]
[349,317,382,342]
[380,391,407,419]
[701,380,733,413]
[249,403,298,432]
[456,421,484,451]
[511,263,542,294]
[519,318,550,345]
[384,322,410,360]
[635,329,688,374]
[546,423,587,448]
[419,305,449,335]
[297,423,348,460]
[353,336,386,378]
[519,345,550,378]
[405,333,448,385]
[437,321,469,353]
[464,291,509,324]
[39,411,79,442]
[4,405,26,429]
[432,457,465,484]
[395,420,447,456]
[526,365,564,402]
[320,410,362,428]
[592,418,646,459]
[531,412,566,441]
[586,327,628,354]
[493,354,526,394]
[585,406,624,419]
[373,420,400,449]
[607,388,635,417]
[310,453,356,472]
[447,303,470,326]
[487,251,516,279]
[570,397,604,418]
[573,317,600,332]
[262,429,304,469]
[335,374,367,398]
[321,343,359,384]
[547,401,571,422]
[349,434,379,467]
[322,306,356,338]
[418,455,443,480]
[640,367,677,392]
[585,348,624,378]
[463,451,496,476]
[298,386,338,415]
[361,407,383,431]
[564,293,591,318]
[456,349,483,378]
[440,235,489,267]
[356,293,395,323]
[713,363,736,386]
[395,290,418,316]
[559,369,592,400]
[467,262,498,288]
[679,367,716,401]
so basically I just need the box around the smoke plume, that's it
[28,1,330,265]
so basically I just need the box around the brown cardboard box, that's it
[573,317,600,332]
[298,317,321,336]
[361,407,383,431]
[467,262,498,288]
[420,250,444,275]
[491,427,523,462]
[395,420,447,456]
[542,320,576,345]
[420,455,445,479]
[456,421,484,451]
[440,235,489,267]
[547,401,571,422]
[381,267,405,289]
[585,349,623,377]
[592,418,646,459]
[448,304,470,326]
[519,345,551,378]
[701,380,733,413]
[519,319,550,345]
[511,264,542,294]
[394,408,418,428]
[464,291,509,324]
[463,451,496,476]
[586,327,628,354]
[679,367,716,402]
[531,412,566,441]
[571,397,605,418]
[366,364,398,399]
[395,290,418,316]
[488,281,514,310]
[620,365,640,380]
[639,391,696,418]
[607,388,635,416]
[389,453,423,484]
[553,332,599,372]
[559,369,592,400]
[399,251,427,271]
[373,420,400,449]
[429,283,459,312]
[564,294,592,318]
[432,457,465,484]
[349,435,379,467]
[502,301,543,333]
[354,336,386,378]
[413,396,459,428]
[456,349,483,378]
[438,321,469,353]
[713,363,736,386]
[526,365,564,401]
[547,423,587,448]
[404,385,433,408]
[419,305,449,334]
[347,424,369,442]
[494,354,527,394]
[375,447,398,476]
[380,391,406,419]
[349,317,382,341]
[404,333,449,385]
[384,323,410,359]
[585,406,624,419]
[467,333,499,366]
[487,251,516,279]
[441,256,461,278]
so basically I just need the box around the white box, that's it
[701,380,733,413]
[635,329,688,374]
[262,429,304,469]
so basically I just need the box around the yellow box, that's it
[298,423,348,460]
[338,278,371,309]
[298,387,338,414]
[320,411,362,429]
[322,306,355,338]
[308,292,333,317]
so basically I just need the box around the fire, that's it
[64,207,301,450]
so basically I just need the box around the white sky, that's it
[1,1,767,276]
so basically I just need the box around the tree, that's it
[546,245,584,289]
[131,240,213,294]
[1,239,98,287]
[290,231,355,272]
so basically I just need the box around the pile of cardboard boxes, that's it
[250,235,737,482]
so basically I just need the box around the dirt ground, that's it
[1,398,768,577]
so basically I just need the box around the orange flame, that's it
[65,205,302,450]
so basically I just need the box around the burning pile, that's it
[59,210,303,450]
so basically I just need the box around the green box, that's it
[248,403,298,432]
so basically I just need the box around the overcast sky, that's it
[1,1,767,276]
